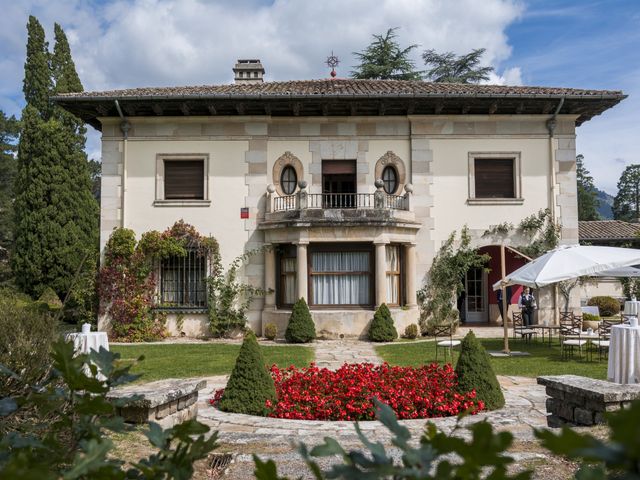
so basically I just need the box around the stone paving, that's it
[313,338,382,369]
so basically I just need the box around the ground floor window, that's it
[277,245,297,307]
[160,250,207,308]
[386,245,402,306]
[309,245,373,307]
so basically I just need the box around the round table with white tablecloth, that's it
[623,300,640,317]
[607,324,640,384]
[65,331,109,355]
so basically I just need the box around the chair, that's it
[513,314,538,343]
[591,321,613,361]
[434,324,460,363]
[560,313,581,335]
[559,323,587,360]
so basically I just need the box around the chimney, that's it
[233,59,265,84]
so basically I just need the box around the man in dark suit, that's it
[496,285,513,324]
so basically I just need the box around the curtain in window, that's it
[386,246,400,305]
[282,258,297,305]
[311,251,370,305]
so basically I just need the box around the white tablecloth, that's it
[623,300,640,316]
[65,332,109,355]
[607,325,640,384]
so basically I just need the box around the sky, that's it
[0,0,638,194]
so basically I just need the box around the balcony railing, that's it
[271,192,408,212]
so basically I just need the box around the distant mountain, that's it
[595,188,614,219]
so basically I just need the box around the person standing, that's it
[496,285,513,324]
[518,287,537,326]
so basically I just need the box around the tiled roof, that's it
[56,79,624,99]
[579,220,640,241]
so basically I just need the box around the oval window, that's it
[280,166,297,195]
[382,166,398,194]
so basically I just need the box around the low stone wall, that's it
[107,378,206,429]
[538,375,640,427]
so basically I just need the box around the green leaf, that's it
[309,437,345,457]
[253,456,288,480]
[145,422,169,449]
[0,397,18,416]
[62,438,113,479]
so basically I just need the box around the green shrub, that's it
[285,298,316,343]
[368,303,398,342]
[218,330,276,415]
[0,295,58,397]
[582,312,601,322]
[423,310,460,336]
[403,323,418,339]
[587,296,621,317]
[0,339,217,477]
[264,322,277,340]
[455,331,505,410]
[37,286,63,312]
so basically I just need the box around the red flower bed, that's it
[210,362,483,421]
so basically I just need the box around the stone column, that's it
[375,242,387,306]
[264,246,276,308]
[296,242,308,302]
[404,244,417,307]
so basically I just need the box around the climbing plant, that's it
[98,220,219,342]
[417,226,490,334]
[207,245,270,337]
[516,208,561,258]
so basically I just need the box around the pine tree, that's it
[576,154,600,220]
[351,28,422,80]
[13,19,98,321]
[613,165,640,222]
[23,16,53,119]
[422,48,494,84]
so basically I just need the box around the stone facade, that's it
[97,114,580,336]
[538,375,640,427]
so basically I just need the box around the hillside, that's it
[595,188,614,219]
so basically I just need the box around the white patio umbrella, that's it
[493,245,640,290]
[593,265,640,277]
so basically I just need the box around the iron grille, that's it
[160,250,207,308]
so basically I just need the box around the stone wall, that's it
[538,374,640,427]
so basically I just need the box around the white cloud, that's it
[485,66,522,85]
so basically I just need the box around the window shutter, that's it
[474,159,515,198]
[322,160,356,175]
[164,160,204,199]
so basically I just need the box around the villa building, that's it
[55,60,625,337]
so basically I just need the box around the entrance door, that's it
[322,160,356,208]
[465,267,488,323]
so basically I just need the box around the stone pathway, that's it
[313,339,382,369]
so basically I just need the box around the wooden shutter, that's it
[322,160,356,175]
[474,159,515,198]
[164,160,204,199]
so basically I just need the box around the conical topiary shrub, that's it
[218,330,276,415]
[454,331,505,410]
[285,298,316,343]
[368,303,398,342]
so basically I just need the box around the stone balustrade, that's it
[538,375,640,427]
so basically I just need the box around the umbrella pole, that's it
[501,244,510,354]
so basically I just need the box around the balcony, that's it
[260,181,418,230]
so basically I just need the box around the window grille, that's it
[160,250,207,308]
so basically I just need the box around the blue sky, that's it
[0,0,637,194]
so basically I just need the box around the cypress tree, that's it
[0,111,20,282]
[23,16,53,120]
[454,331,505,410]
[13,18,98,321]
[218,331,276,416]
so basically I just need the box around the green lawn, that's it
[376,338,608,379]
[111,343,314,382]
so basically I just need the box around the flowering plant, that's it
[210,362,483,421]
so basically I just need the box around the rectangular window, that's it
[160,250,207,308]
[468,152,522,204]
[277,245,297,307]
[164,159,205,200]
[309,245,373,306]
[385,245,401,306]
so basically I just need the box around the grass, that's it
[110,343,314,382]
[376,337,608,379]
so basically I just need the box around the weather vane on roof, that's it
[325,51,340,78]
